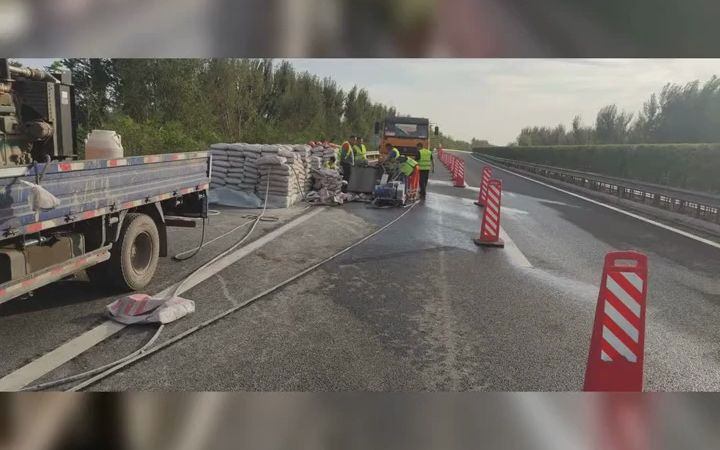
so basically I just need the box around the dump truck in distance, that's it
[374,116,438,159]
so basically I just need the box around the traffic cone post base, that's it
[473,237,505,248]
[473,179,504,247]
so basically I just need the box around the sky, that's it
[289,59,720,145]
[17,58,720,145]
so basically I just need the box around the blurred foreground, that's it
[1,393,719,450]
[1,0,719,56]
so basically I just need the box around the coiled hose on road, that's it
[26,181,419,391]
[24,177,276,392]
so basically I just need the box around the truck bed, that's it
[0,152,210,241]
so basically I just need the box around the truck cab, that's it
[375,116,438,160]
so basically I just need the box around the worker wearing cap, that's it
[416,142,434,198]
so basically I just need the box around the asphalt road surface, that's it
[1,151,719,391]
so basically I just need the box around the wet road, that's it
[1,152,719,391]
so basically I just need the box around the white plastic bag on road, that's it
[106,293,195,325]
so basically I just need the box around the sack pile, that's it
[209,142,345,208]
[311,144,338,168]
[293,145,314,192]
[225,144,246,189]
[308,156,323,170]
[255,145,309,199]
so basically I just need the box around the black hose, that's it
[172,218,208,262]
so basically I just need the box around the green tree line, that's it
[40,59,475,155]
[515,76,720,146]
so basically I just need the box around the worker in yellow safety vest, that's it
[385,143,400,161]
[354,138,368,163]
[338,136,357,192]
[324,156,337,170]
[416,142,434,198]
[399,156,418,177]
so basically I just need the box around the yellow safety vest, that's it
[418,148,432,171]
[388,148,400,160]
[399,157,418,176]
[354,144,367,161]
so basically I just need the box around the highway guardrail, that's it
[474,153,720,226]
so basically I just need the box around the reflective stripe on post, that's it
[453,158,466,188]
[584,251,649,392]
[473,179,504,248]
[476,166,493,207]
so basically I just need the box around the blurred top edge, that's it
[1,0,720,58]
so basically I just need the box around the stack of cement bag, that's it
[209,144,230,189]
[293,145,314,192]
[225,144,245,189]
[209,142,323,208]
[310,144,338,167]
[306,168,344,205]
[240,144,262,191]
[256,145,307,200]
[308,156,323,170]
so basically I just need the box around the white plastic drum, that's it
[85,130,124,160]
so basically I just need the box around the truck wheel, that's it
[104,213,160,291]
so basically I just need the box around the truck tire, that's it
[89,213,160,291]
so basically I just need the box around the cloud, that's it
[291,59,720,145]
[16,58,720,145]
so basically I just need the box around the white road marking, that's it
[500,228,533,269]
[0,207,325,391]
[0,321,126,392]
[503,207,529,216]
[472,155,720,251]
[538,199,575,207]
[461,178,533,269]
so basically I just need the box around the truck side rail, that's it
[0,152,210,241]
[474,153,720,225]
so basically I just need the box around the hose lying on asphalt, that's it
[67,200,419,391]
[21,325,166,392]
[23,178,274,392]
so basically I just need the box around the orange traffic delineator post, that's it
[473,179,504,248]
[475,166,493,207]
[584,251,649,392]
[453,158,466,188]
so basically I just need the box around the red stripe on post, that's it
[584,251,649,392]
[474,179,505,248]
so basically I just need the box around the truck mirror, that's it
[434,126,439,136]
[374,122,380,135]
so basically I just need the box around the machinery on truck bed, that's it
[0,59,76,165]
[374,116,438,160]
[0,59,210,305]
